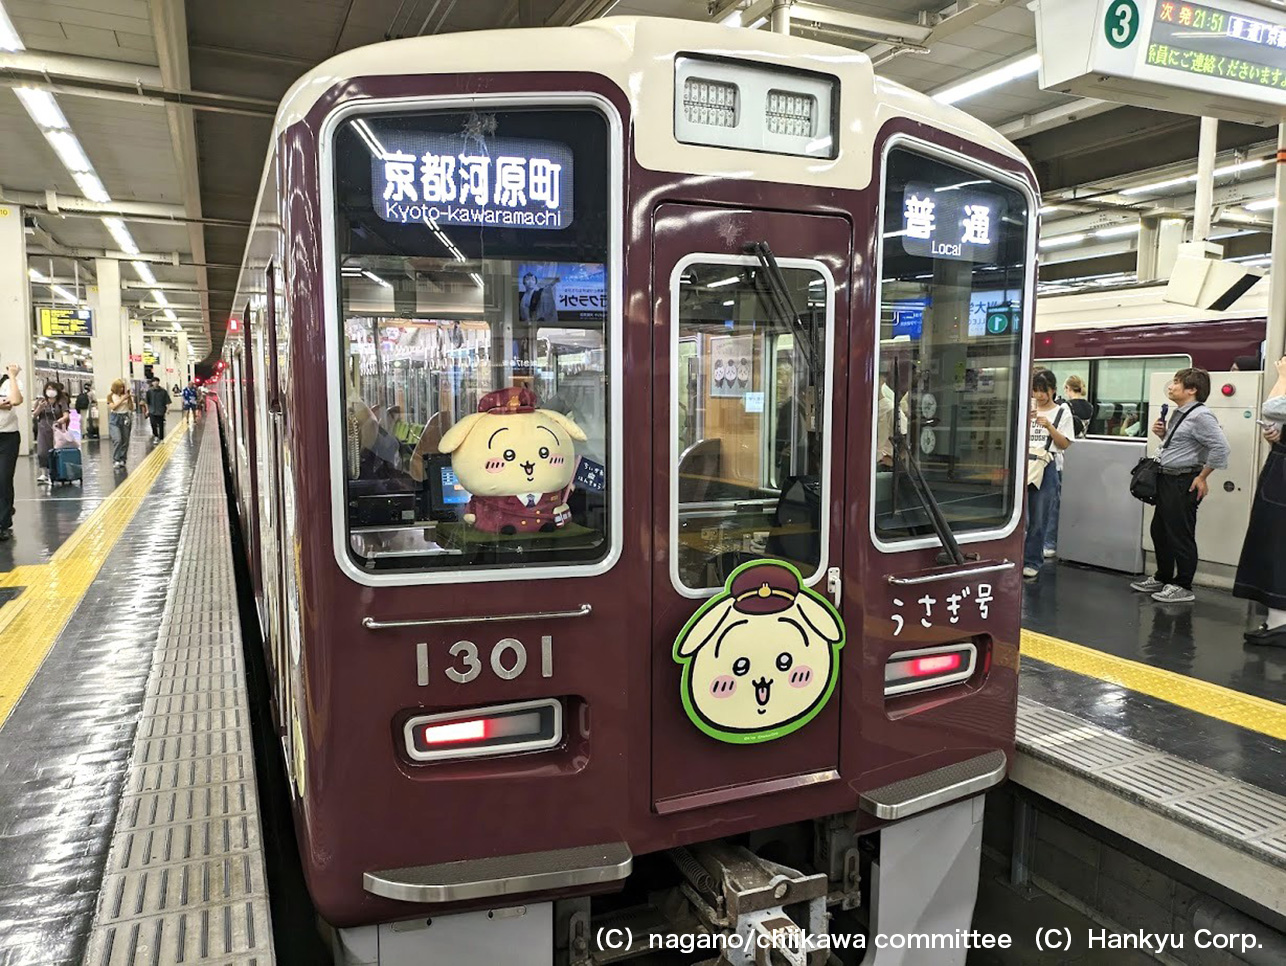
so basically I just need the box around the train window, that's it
[331,106,613,575]
[672,258,831,593]
[874,146,1032,545]
[1087,355,1191,437]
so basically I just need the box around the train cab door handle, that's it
[827,567,841,609]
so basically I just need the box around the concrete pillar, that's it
[0,205,33,453]
[89,258,128,438]
[1193,117,1218,243]
[1267,124,1286,372]
[176,331,191,384]
[128,319,145,389]
[771,0,791,34]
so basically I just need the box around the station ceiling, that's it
[1,0,1283,360]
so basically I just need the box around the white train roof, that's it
[271,15,1030,192]
[1035,281,1269,331]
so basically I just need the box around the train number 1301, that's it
[416,636,553,686]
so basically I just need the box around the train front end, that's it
[256,16,1038,963]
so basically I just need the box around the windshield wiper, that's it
[890,362,967,566]
[745,241,818,378]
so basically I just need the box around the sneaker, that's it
[0,528,11,541]
[1130,576,1164,593]
[36,473,49,484]
[1152,584,1196,603]
[1043,548,1057,559]
[1022,566,1039,578]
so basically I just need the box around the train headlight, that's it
[674,55,838,159]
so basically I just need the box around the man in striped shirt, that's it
[1130,368,1230,604]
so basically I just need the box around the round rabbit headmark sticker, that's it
[672,559,845,744]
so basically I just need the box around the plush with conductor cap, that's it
[438,387,587,535]
[672,559,845,744]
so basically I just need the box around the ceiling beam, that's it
[997,98,1117,140]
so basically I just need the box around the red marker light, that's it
[229,318,241,333]
[910,653,963,676]
[1042,336,1053,346]
[422,719,488,745]
[1221,384,1235,397]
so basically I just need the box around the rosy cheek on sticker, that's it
[485,459,506,474]
[709,676,736,698]
[549,455,565,466]
[788,666,814,688]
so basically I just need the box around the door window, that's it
[874,146,1033,544]
[331,106,614,574]
[672,258,832,593]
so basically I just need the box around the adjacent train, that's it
[217,17,1038,963]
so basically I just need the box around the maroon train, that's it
[217,17,1039,964]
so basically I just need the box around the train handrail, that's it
[362,603,593,630]
[886,560,1016,586]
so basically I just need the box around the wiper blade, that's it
[890,364,967,566]
[745,241,818,379]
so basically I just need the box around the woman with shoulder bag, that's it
[1024,369,1073,578]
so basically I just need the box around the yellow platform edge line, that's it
[1022,629,1286,741]
[0,423,188,726]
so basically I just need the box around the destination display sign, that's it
[900,182,1004,263]
[1148,2,1286,91]
[370,132,574,231]
[39,307,94,338]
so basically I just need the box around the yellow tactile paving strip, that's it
[1023,629,1286,741]
[0,425,186,728]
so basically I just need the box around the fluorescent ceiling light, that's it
[1245,198,1277,211]
[362,270,393,288]
[151,289,170,308]
[172,321,182,330]
[1121,175,1194,196]
[132,261,156,285]
[933,53,1041,106]
[73,171,110,204]
[1039,233,1086,249]
[14,88,68,130]
[1209,229,1258,240]
[1214,158,1267,176]
[163,309,177,322]
[28,267,47,282]
[722,299,735,306]
[720,9,742,27]
[45,130,92,173]
[707,275,741,288]
[0,3,23,51]
[1039,205,1062,214]
[1094,223,1141,238]
[102,216,140,255]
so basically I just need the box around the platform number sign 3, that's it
[1105,0,1139,49]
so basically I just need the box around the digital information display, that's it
[370,132,574,230]
[39,307,94,337]
[900,182,1004,263]
[1148,2,1286,90]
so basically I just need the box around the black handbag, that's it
[1129,405,1199,505]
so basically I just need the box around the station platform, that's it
[0,417,1283,964]
[0,415,275,966]
[1011,560,1286,926]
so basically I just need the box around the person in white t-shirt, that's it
[1024,368,1072,578]
[0,362,24,541]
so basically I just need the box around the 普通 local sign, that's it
[39,307,94,338]
[1036,0,1286,124]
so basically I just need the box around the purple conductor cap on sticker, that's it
[729,563,799,616]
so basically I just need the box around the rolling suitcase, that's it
[49,447,83,485]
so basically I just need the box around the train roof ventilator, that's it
[1164,241,1263,312]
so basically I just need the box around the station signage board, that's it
[1036,0,1286,123]
[370,132,574,231]
[39,307,94,338]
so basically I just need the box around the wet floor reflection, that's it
[0,424,198,966]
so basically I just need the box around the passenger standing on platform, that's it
[74,384,90,434]
[1063,375,1094,438]
[181,381,198,419]
[1130,368,1230,604]
[1024,369,1072,578]
[143,378,171,442]
[0,363,24,541]
[32,381,69,485]
[1235,356,1286,644]
[106,379,135,469]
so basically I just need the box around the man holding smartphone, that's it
[0,362,24,541]
[1129,368,1230,603]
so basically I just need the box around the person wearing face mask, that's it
[32,381,69,485]
[0,362,24,540]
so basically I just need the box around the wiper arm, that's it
[745,241,818,378]
[890,363,967,566]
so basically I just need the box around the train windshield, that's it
[331,106,613,574]
[875,146,1031,543]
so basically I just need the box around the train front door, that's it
[650,205,853,812]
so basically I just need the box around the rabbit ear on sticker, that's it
[675,599,735,659]
[437,412,487,453]
[795,594,844,646]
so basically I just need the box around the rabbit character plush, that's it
[438,387,587,534]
